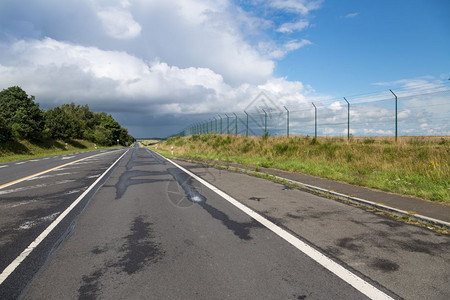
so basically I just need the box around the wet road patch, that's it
[198,202,264,240]
[78,269,104,300]
[370,258,399,272]
[113,216,165,275]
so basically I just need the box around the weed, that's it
[363,138,376,144]
[152,134,450,203]
[309,138,319,145]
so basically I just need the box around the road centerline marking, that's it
[0,149,129,286]
[153,151,394,300]
[0,150,121,190]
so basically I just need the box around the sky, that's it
[0,0,449,138]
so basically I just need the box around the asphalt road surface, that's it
[0,144,449,299]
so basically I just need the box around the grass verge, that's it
[0,139,119,163]
[150,135,449,203]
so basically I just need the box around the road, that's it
[1,144,449,299]
[0,148,128,298]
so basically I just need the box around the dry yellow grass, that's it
[152,134,449,202]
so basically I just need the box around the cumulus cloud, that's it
[0,37,308,118]
[5,0,443,138]
[96,7,142,39]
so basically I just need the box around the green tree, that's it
[0,115,12,142]
[45,106,77,139]
[0,86,44,140]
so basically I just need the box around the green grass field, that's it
[151,135,450,203]
[0,139,119,163]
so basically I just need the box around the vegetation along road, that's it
[0,143,449,299]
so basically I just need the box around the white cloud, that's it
[259,39,312,59]
[277,20,309,33]
[0,38,309,119]
[329,101,343,111]
[97,7,142,39]
[343,12,358,19]
[269,0,323,16]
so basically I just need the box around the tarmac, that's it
[178,158,450,228]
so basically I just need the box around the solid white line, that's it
[0,149,129,285]
[155,151,394,300]
[0,165,8,169]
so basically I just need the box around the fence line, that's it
[176,88,450,139]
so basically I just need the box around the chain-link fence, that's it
[178,86,450,139]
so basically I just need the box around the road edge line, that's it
[172,158,450,230]
[0,149,129,285]
[153,151,394,300]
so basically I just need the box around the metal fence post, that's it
[218,115,222,134]
[343,97,350,141]
[312,103,317,139]
[244,111,249,137]
[284,106,289,137]
[262,109,268,136]
[233,113,238,135]
[225,114,230,134]
[390,89,398,142]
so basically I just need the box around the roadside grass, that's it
[0,139,119,163]
[138,139,162,147]
[151,134,449,203]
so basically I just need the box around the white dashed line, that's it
[0,150,122,190]
[87,174,101,178]
[0,184,48,195]
[0,149,128,285]
[17,212,61,230]
[25,172,78,181]
[61,156,76,160]
[0,180,75,195]
[0,200,38,209]
[64,187,88,195]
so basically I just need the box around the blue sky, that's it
[271,0,450,96]
[0,0,448,137]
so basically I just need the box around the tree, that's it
[0,116,12,142]
[0,86,134,145]
[0,86,44,140]
[44,106,77,139]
